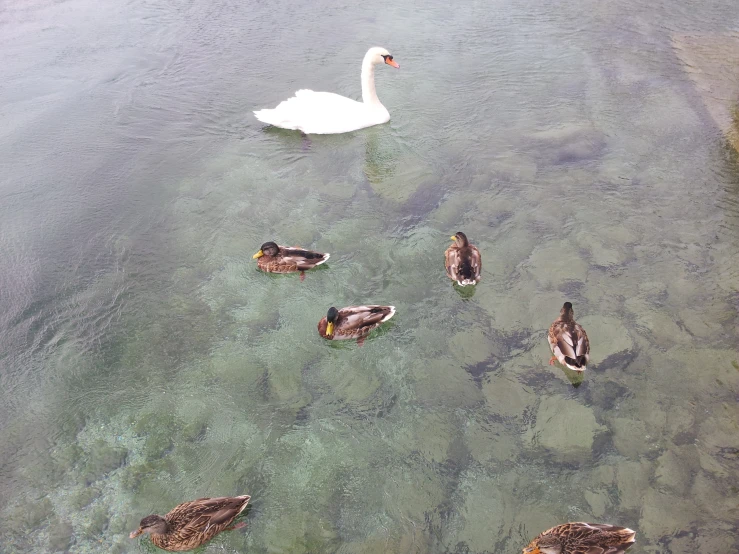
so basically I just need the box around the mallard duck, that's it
[252,241,329,281]
[129,495,251,552]
[523,522,636,554]
[548,302,590,371]
[445,232,482,286]
[317,305,396,345]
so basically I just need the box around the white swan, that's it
[253,47,399,134]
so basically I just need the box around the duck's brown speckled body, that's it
[523,522,636,554]
[130,495,251,552]
[253,241,329,277]
[444,232,481,286]
[317,305,396,344]
[548,302,590,371]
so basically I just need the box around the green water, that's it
[1,0,738,552]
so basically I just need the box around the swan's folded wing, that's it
[254,91,369,134]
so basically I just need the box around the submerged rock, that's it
[672,33,739,151]
[48,518,74,551]
[525,396,606,460]
[639,488,697,540]
[482,375,536,418]
[521,241,589,289]
[616,460,650,510]
[576,315,635,368]
[527,123,607,164]
[654,449,693,495]
[583,488,609,518]
[610,417,650,459]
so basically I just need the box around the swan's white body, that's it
[253,47,398,135]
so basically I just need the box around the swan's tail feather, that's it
[254,90,314,129]
[253,108,298,130]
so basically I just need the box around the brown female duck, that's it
[317,305,396,345]
[548,302,590,371]
[523,522,636,554]
[444,231,482,286]
[129,495,251,551]
[252,241,329,281]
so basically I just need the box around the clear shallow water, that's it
[1,0,738,552]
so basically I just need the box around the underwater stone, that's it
[583,489,608,518]
[143,431,174,459]
[615,460,650,510]
[442,472,514,553]
[70,486,99,510]
[482,376,536,418]
[523,241,589,289]
[677,305,729,339]
[465,419,519,463]
[576,315,634,365]
[655,449,692,495]
[525,396,606,459]
[11,497,53,530]
[84,439,127,483]
[672,33,739,152]
[48,518,74,551]
[450,328,498,366]
[695,526,738,553]
[639,488,697,540]
[528,123,606,164]
[488,153,538,182]
[691,472,735,520]
[575,230,628,267]
[52,442,83,470]
[588,464,615,488]
[397,412,456,464]
[610,417,649,459]
[666,535,695,554]
[666,404,695,441]
[478,292,529,334]
[85,505,110,538]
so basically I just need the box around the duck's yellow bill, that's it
[326,322,334,336]
[252,250,264,259]
[450,236,457,241]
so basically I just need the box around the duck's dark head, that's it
[253,241,280,259]
[560,302,574,318]
[130,514,168,538]
[326,306,339,336]
[451,232,469,247]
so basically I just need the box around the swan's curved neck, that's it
[361,56,383,107]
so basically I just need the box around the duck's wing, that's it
[556,325,579,361]
[168,496,251,529]
[445,246,461,281]
[338,305,396,331]
[466,245,482,281]
[567,523,636,554]
[280,247,330,270]
[574,323,590,361]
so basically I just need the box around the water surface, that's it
[1,0,738,552]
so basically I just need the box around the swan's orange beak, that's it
[386,58,399,68]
